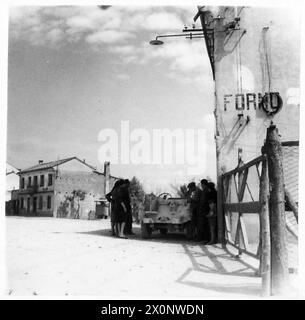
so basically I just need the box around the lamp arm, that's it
[156,32,204,41]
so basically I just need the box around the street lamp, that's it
[149,27,205,46]
[149,39,164,46]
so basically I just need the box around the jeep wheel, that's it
[141,223,152,239]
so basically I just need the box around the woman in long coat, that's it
[111,182,128,238]
[106,179,125,236]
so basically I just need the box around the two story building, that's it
[17,157,117,218]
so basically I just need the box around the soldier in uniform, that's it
[187,182,202,240]
[106,179,124,236]
[197,179,210,242]
[123,179,134,235]
[206,182,217,244]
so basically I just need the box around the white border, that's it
[1,0,304,300]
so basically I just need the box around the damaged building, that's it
[13,157,118,219]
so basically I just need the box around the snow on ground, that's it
[4,217,296,298]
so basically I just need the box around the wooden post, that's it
[237,148,244,256]
[259,153,271,296]
[285,188,298,222]
[265,124,289,295]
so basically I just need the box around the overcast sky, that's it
[7,5,216,193]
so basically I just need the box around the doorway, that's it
[33,197,37,214]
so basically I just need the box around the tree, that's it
[129,177,145,223]
[130,177,145,201]
[170,183,189,198]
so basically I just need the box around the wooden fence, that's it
[222,155,263,259]
[220,124,299,295]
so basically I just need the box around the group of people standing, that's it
[106,179,134,239]
[105,177,217,242]
[187,179,217,244]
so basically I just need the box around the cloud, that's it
[9,6,194,47]
[46,28,64,43]
[117,73,131,80]
[148,41,208,71]
[9,6,209,86]
[86,30,135,44]
[9,6,42,24]
[109,45,137,55]
[145,12,183,30]
[66,15,95,30]
[109,38,210,76]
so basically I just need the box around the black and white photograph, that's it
[1,0,304,302]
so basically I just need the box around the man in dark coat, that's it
[187,182,202,240]
[122,179,134,235]
[106,179,124,236]
[197,179,210,242]
[206,182,217,244]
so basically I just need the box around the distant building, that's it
[14,157,118,219]
[6,163,20,201]
[6,163,20,215]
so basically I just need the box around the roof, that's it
[19,157,97,174]
[6,162,20,175]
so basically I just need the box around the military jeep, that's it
[140,193,192,239]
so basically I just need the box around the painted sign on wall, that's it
[224,92,283,115]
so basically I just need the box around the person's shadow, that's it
[70,222,261,296]
[75,224,199,245]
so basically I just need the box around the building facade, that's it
[197,6,300,243]
[198,5,300,173]
[16,157,117,218]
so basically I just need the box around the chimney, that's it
[38,160,43,164]
[104,161,110,194]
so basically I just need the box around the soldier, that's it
[197,179,210,242]
[123,179,135,235]
[106,179,124,236]
[111,182,128,238]
[206,182,217,244]
[187,182,202,240]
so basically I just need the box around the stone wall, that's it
[54,170,116,219]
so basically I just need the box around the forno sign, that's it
[224,92,283,115]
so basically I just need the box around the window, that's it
[20,177,25,189]
[40,175,44,187]
[47,195,52,209]
[20,197,24,209]
[33,176,38,187]
[48,174,53,186]
[38,196,43,210]
[28,177,32,187]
